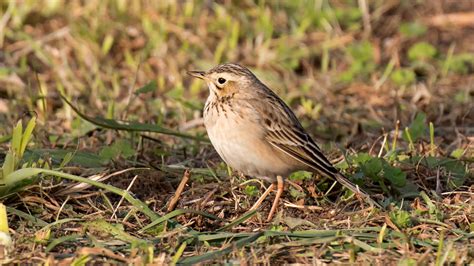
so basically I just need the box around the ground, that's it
[0,1,473,265]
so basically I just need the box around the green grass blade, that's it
[178,231,264,264]
[435,230,445,266]
[0,135,12,144]
[0,203,8,233]
[216,210,257,232]
[11,120,22,156]
[269,236,340,248]
[197,232,253,242]
[171,241,187,265]
[40,218,83,232]
[84,219,147,244]
[6,207,48,227]
[429,122,435,156]
[45,233,83,253]
[60,94,208,142]
[0,203,11,247]
[20,117,36,157]
[25,149,106,168]
[350,237,383,252]
[1,152,15,181]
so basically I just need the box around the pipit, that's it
[188,63,380,221]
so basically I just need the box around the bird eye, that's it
[218,77,226,84]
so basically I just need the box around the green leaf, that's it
[24,149,106,168]
[288,171,312,181]
[99,140,135,160]
[289,187,306,199]
[408,42,437,61]
[402,112,427,142]
[397,180,419,198]
[340,41,375,82]
[114,139,135,159]
[348,41,374,63]
[11,120,22,156]
[352,153,371,165]
[335,7,362,29]
[134,80,157,95]
[391,68,416,86]
[2,152,15,179]
[361,157,383,179]
[99,146,118,161]
[244,185,258,197]
[399,22,427,38]
[450,148,464,159]
[382,164,407,187]
[20,117,36,157]
[443,53,474,75]
[442,160,467,187]
[334,159,349,170]
[101,34,114,55]
[389,209,412,228]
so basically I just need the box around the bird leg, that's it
[267,176,284,221]
[250,183,274,211]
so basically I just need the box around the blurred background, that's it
[0,0,473,264]
[1,0,472,144]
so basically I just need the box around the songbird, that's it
[188,63,379,221]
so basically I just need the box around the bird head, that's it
[188,63,257,96]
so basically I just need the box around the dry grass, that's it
[0,0,473,264]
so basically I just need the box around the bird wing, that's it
[245,82,381,206]
[265,124,338,178]
[253,91,338,178]
[264,123,381,207]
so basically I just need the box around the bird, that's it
[188,63,380,221]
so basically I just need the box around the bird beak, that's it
[187,70,206,80]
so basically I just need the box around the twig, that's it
[283,201,323,211]
[167,170,191,212]
[199,187,218,209]
[425,12,474,28]
[358,0,372,38]
[0,0,14,48]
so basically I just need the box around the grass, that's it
[0,0,473,264]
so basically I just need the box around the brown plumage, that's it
[188,63,380,221]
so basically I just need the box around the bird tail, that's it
[332,172,382,208]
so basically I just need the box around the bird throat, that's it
[204,92,238,118]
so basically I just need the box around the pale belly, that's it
[204,105,302,179]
